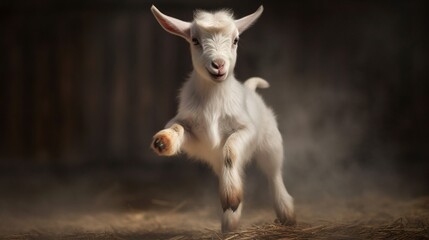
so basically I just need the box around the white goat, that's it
[150,5,295,232]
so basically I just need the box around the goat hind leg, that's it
[256,139,295,225]
[271,170,295,225]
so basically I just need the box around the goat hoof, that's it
[275,216,296,226]
[154,138,166,151]
[151,133,173,155]
[151,129,179,156]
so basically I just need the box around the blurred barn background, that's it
[0,0,428,236]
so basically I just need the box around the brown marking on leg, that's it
[228,190,242,212]
[219,184,243,212]
[224,144,237,168]
[225,157,233,168]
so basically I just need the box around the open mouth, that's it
[208,70,226,80]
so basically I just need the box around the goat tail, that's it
[244,77,270,91]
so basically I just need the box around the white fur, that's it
[151,5,295,232]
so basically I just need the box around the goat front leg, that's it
[219,128,254,232]
[152,123,185,156]
[219,127,254,208]
[219,163,243,233]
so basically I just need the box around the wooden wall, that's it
[0,2,195,166]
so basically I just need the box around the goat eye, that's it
[192,38,200,46]
[233,38,239,45]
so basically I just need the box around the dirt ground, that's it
[0,167,428,240]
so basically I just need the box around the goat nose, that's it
[211,59,225,70]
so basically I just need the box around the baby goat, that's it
[150,5,295,232]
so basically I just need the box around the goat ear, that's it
[235,5,264,34]
[151,5,191,41]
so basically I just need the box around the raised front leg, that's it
[151,123,185,156]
